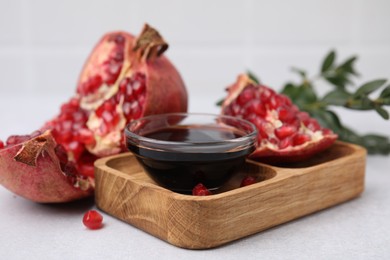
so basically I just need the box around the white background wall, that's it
[0,0,389,138]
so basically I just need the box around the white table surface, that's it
[0,95,389,260]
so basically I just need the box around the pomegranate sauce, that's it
[126,125,253,194]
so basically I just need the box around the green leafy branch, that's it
[280,50,390,154]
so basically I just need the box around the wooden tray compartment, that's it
[94,142,366,249]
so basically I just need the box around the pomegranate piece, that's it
[83,210,103,230]
[0,24,188,203]
[192,183,212,196]
[221,74,338,163]
[78,24,187,157]
[240,176,257,187]
[0,131,93,203]
[0,140,4,149]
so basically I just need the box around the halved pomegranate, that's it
[0,24,187,203]
[221,74,337,163]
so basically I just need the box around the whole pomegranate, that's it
[0,24,187,203]
[221,74,337,163]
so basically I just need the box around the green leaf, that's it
[291,67,307,78]
[247,70,260,84]
[309,109,343,132]
[281,83,318,110]
[322,90,350,106]
[216,98,224,107]
[338,56,359,76]
[301,84,318,104]
[382,97,390,105]
[346,96,373,110]
[339,127,362,144]
[374,105,389,120]
[325,75,348,89]
[380,85,390,98]
[321,50,336,73]
[361,134,390,155]
[281,83,300,100]
[353,79,387,98]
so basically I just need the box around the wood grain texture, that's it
[94,141,366,249]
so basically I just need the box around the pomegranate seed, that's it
[132,81,146,97]
[108,62,121,76]
[119,78,129,94]
[60,120,73,131]
[67,141,84,161]
[297,112,310,122]
[269,138,279,146]
[260,88,273,102]
[83,75,103,94]
[279,138,292,149]
[103,101,115,112]
[113,34,125,44]
[99,123,109,135]
[131,101,142,119]
[95,104,105,117]
[258,122,272,139]
[275,125,296,140]
[305,119,321,132]
[92,74,103,88]
[76,128,95,145]
[277,106,295,122]
[55,129,73,143]
[83,210,103,230]
[192,183,212,196]
[112,51,124,62]
[102,110,114,124]
[77,162,95,178]
[104,71,119,85]
[124,86,135,103]
[69,97,79,108]
[59,112,73,121]
[240,176,256,187]
[60,103,73,114]
[234,103,244,115]
[134,72,146,82]
[122,102,132,117]
[237,88,254,105]
[137,93,146,105]
[72,111,86,122]
[293,134,311,146]
[72,122,84,131]
[269,95,285,109]
[246,100,266,117]
[322,129,333,135]
[280,95,292,106]
[0,140,4,149]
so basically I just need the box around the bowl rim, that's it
[124,112,258,148]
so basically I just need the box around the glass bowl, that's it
[125,113,257,194]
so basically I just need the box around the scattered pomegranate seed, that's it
[192,183,212,196]
[83,210,103,230]
[0,140,4,149]
[240,176,257,187]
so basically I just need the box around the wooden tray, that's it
[94,141,366,249]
